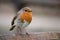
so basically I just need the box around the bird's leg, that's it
[19,28,23,35]
[17,27,30,36]
[17,27,24,36]
[17,27,21,35]
[23,28,30,36]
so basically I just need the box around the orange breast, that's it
[20,12,32,23]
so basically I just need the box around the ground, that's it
[0,32,60,40]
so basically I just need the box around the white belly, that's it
[16,19,30,28]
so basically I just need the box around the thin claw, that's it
[19,34,25,37]
[26,32,30,37]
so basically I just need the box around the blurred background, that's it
[0,0,60,35]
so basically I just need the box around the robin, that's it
[9,7,32,36]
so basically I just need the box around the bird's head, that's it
[23,7,32,13]
[17,7,32,16]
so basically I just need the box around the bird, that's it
[9,7,32,36]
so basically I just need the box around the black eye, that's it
[25,10,32,12]
[25,10,28,12]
